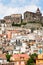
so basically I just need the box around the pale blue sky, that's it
[0,0,43,18]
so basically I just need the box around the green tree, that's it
[6,53,11,62]
[26,53,38,65]
[12,22,14,26]
[30,53,38,63]
[31,28,35,33]
[26,58,35,65]
[30,53,38,59]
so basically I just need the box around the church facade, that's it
[24,8,42,23]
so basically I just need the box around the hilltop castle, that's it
[0,8,43,27]
[24,8,42,22]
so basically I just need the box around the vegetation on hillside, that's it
[12,22,27,26]
[26,53,38,65]
[6,53,12,62]
[12,20,43,27]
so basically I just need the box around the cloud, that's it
[0,3,38,19]
[10,0,16,3]
[30,0,40,5]
[11,0,25,2]
[19,0,25,2]
[0,0,42,19]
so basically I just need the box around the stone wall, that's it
[0,62,15,65]
[24,8,42,23]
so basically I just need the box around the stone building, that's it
[24,8,42,23]
[11,14,22,24]
[36,54,43,65]
[1,8,43,28]
[4,16,12,27]
[4,14,22,27]
[0,19,6,34]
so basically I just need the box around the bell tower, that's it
[36,8,42,16]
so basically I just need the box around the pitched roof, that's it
[0,54,6,60]
[11,54,30,61]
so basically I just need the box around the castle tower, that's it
[36,8,42,16]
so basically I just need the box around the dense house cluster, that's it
[0,21,43,65]
[0,8,43,65]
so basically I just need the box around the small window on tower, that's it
[26,15,28,18]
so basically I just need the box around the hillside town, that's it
[0,8,43,65]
